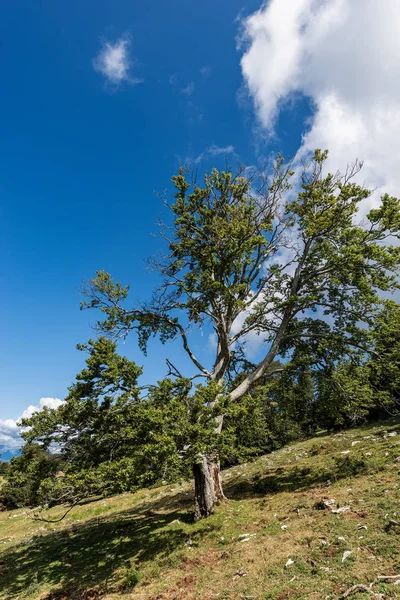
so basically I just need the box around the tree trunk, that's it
[193,452,226,521]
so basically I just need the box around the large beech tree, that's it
[83,150,400,519]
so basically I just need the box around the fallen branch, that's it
[28,493,89,523]
[340,574,400,599]
[341,584,379,598]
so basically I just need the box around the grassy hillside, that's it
[1,418,400,600]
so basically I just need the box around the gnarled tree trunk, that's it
[193,452,226,521]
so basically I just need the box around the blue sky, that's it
[2,0,400,454]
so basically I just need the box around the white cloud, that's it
[192,144,236,165]
[0,419,22,452]
[93,36,139,87]
[20,397,63,420]
[240,0,314,129]
[0,398,63,455]
[240,0,400,207]
[180,81,195,96]
[231,307,264,359]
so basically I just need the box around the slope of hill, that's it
[0,418,400,600]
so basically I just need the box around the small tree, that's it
[3,443,64,507]
[310,300,400,429]
[368,300,400,411]
[82,151,400,519]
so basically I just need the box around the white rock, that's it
[238,533,256,542]
[352,441,361,446]
[332,506,350,514]
[342,551,352,563]
[341,450,351,455]
[285,558,294,567]
[281,525,288,530]
[323,498,336,507]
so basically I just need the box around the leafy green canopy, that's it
[2,443,63,508]
[82,151,400,404]
[313,300,400,428]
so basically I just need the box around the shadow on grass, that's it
[224,416,400,500]
[0,491,207,599]
[224,453,376,499]
[0,461,383,598]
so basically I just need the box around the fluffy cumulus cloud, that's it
[0,398,63,455]
[240,0,400,208]
[93,36,139,86]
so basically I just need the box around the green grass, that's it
[1,418,400,599]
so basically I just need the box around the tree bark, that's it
[193,452,226,521]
